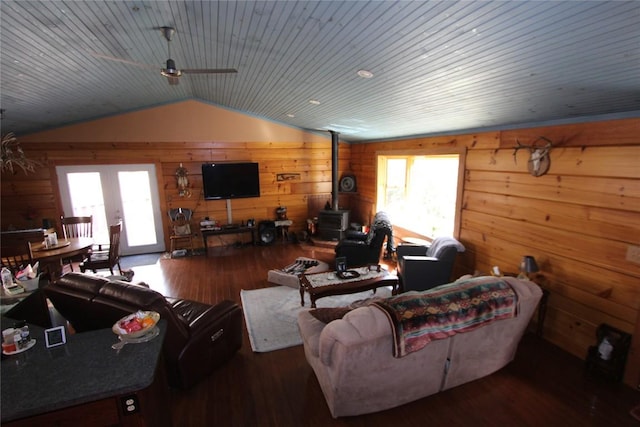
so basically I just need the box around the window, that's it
[377,150,465,239]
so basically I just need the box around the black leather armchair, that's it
[397,237,465,292]
[335,212,395,268]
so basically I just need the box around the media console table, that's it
[201,226,256,254]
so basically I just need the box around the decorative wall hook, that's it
[175,163,191,197]
[513,136,553,177]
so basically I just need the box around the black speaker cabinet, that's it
[258,221,276,245]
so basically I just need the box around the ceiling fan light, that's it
[161,59,182,77]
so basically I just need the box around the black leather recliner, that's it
[396,237,465,292]
[335,212,395,268]
[44,273,243,389]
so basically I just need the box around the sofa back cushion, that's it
[93,280,190,343]
[98,280,166,308]
[45,274,111,332]
[55,273,109,294]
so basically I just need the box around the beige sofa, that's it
[297,276,542,418]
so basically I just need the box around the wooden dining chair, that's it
[79,222,122,276]
[60,216,93,271]
[60,216,93,239]
[0,229,45,274]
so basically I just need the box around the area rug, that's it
[240,285,393,353]
[120,253,163,269]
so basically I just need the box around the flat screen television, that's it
[201,162,261,200]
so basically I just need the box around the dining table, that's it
[30,237,94,282]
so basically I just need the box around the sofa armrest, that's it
[335,239,368,249]
[344,230,367,241]
[297,310,327,358]
[170,299,243,389]
[319,306,391,366]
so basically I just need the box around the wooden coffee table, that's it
[300,266,398,308]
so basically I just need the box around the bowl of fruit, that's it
[112,310,160,339]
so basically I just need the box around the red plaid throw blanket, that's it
[372,276,517,357]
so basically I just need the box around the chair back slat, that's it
[60,216,93,239]
[108,223,122,264]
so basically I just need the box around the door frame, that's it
[55,162,166,255]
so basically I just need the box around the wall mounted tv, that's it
[201,162,261,200]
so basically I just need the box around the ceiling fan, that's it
[158,26,237,85]
[90,26,237,85]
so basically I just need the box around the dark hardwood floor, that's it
[125,242,639,427]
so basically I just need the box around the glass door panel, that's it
[57,164,165,255]
[118,171,157,247]
[65,171,109,244]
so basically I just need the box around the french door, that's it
[56,164,165,255]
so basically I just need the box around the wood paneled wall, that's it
[0,140,351,248]
[2,116,638,386]
[349,118,640,385]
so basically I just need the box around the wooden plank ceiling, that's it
[1,0,638,142]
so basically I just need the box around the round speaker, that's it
[258,221,276,245]
[260,230,275,245]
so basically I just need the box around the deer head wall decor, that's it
[512,136,554,177]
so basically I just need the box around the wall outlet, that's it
[626,245,640,265]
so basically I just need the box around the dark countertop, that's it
[1,318,166,423]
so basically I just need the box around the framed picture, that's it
[44,326,66,348]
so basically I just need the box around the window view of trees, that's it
[377,153,462,239]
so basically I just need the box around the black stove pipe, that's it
[329,130,339,211]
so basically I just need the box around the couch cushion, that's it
[372,276,517,357]
[98,280,166,308]
[55,273,109,295]
[310,307,352,323]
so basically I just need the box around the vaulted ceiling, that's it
[1,1,639,142]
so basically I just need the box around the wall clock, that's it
[339,175,357,193]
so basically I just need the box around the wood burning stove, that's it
[318,210,349,241]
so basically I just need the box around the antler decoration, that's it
[512,136,554,177]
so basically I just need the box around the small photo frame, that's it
[44,326,66,348]
[336,257,347,273]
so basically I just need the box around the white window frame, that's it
[376,148,466,240]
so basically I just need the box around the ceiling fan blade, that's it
[181,68,238,74]
[88,51,156,70]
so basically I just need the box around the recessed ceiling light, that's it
[286,113,295,118]
[309,99,321,105]
[357,69,373,78]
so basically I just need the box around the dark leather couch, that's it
[44,272,242,389]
